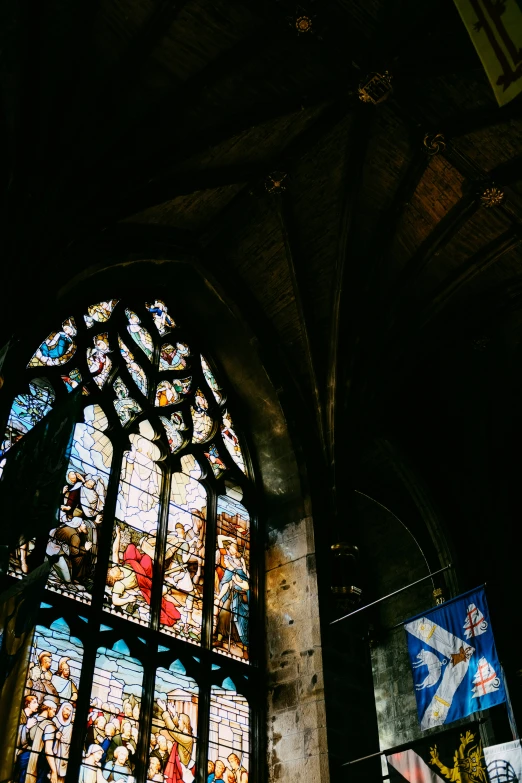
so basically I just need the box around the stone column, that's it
[266,516,329,783]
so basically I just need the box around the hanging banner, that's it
[484,740,522,783]
[453,0,522,106]
[405,586,506,730]
[387,723,487,783]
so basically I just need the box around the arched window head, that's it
[1,297,257,783]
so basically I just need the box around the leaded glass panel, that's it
[149,660,198,781]
[1,295,256,783]
[213,497,250,662]
[46,404,113,602]
[209,683,250,782]
[84,640,143,781]
[15,618,83,783]
[2,377,55,457]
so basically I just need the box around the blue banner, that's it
[405,587,506,730]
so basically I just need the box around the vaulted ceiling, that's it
[2,0,522,590]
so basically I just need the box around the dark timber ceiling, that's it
[2,0,522,602]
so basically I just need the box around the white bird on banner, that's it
[412,650,447,691]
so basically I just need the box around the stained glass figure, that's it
[221,411,246,474]
[156,380,180,407]
[201,355,224,404]
[191,390,214,444]
[213,496,250,661]
[159,342,189,371]
[159,412,187,453]
[209,684,249,783]
[162,472,207,642]
[149,661,198,782]
[113,377,142,425]
[84,300,119,329]
[119,338,148,396]
[204,443,227,478]
[15,618,83,783]
[105,428,163,626]
[28,318,77,368]
[125,309,154,361]
[1,377,54,458]
[61,368,82,393]
[84,641,143,780]
[87,333,112,389]
[45,404,113,603]
[155,378,191,407]
[146,300,175,335]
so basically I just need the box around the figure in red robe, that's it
[107,527,181,625]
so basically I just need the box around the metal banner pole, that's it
[330,564,452,626]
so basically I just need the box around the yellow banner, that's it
[453,0,522,106]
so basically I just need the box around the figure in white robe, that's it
[53,702,74,783]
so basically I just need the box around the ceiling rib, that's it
[369,144,430,293]
[325,108,374,512]
[58,84,347,235]
[198,99,355,250]
[86,20,285,182]
[277,193,327,457]
[418,228,522,330]
[395,194,480,294]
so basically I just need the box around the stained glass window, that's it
[160,342,190,371]
[209,681,250,781]
[201,355,224,404]
[28,318,77,368]
[150,659,198,781]
[119,338,148,396]
[15,614,83,783]
[1,377,54,457]
[191,390,214,443]
[213,496,250,661]
[61,367,83,392]
[87,333,112,389]
[163,471,207,642]
[113,376,142,424]
[84,300,119,328]
[46,404,113,603]
[126,309,155,361]
[1,296,256,783]
[84,639,143,781]
[159,412,187,453]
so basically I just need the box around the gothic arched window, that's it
[1,298,257,783]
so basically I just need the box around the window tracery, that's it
[1,297,255,783]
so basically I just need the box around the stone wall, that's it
[357,490,436,753]
[371,594,432,751]
[265,516,329,783]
